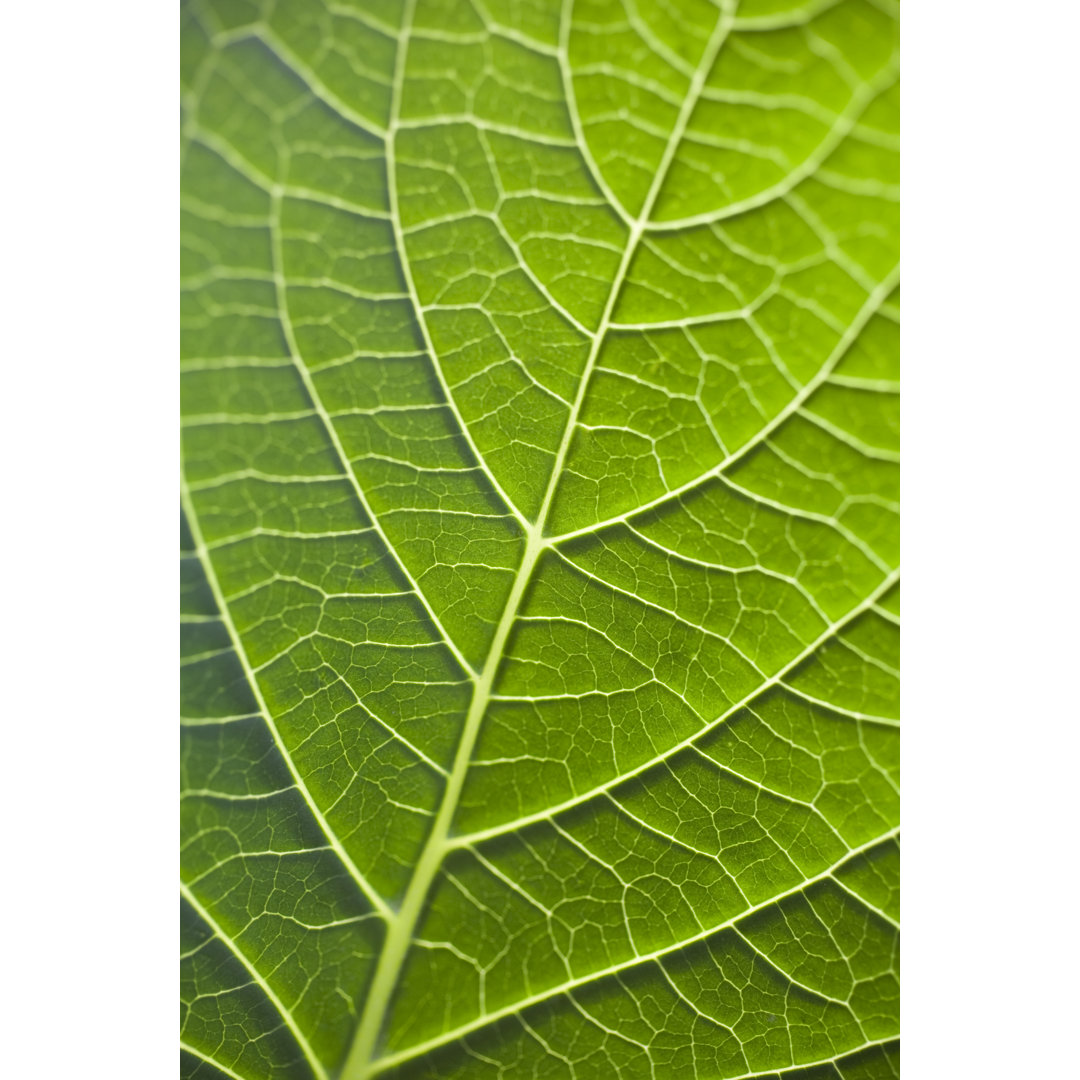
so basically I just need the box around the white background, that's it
[0,1,1076,1075]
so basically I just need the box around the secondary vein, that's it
[180,880,329,1080]
[179,483,393,920]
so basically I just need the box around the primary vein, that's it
[343,3,740,1075]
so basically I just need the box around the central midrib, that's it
[340,3,738,1077]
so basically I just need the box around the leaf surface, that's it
[180,0,899,1076]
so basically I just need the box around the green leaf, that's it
[180,0,899,1076]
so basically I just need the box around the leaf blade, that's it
[180,0,899,1074]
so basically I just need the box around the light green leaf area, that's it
[180,0,899,1076]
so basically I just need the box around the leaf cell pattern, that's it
[179,0,899,1077]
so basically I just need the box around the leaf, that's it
[179,0,899,1077]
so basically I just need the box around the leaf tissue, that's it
[180,0,899,1077]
